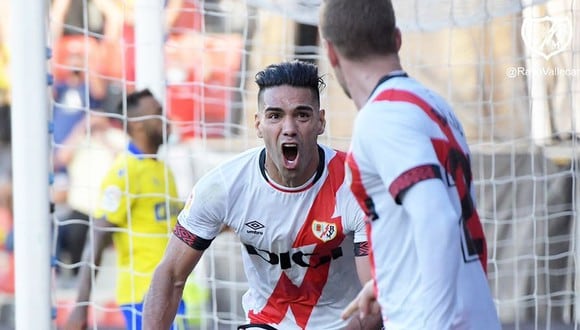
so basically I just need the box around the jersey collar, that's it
[369,70,408,101]
[127,142,145,159]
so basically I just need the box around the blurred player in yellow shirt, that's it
[65,89,186,330]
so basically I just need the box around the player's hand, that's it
[63,305,88,330]
[341,280,381,321]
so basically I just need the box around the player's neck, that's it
[265,167,317,191]
[345,54,403,110]
[131,139,159,158]
[264,152,320,188]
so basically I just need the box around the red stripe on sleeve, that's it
[173,222,213,250]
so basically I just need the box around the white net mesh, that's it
[37,0,580,329]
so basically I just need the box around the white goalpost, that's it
[4,0,580,329]
[10,0,52,329]
[134,0,165,100]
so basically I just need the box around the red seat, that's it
[67,28,244,139]
[54,298,125,329]
[170,0,203,34]
[166,33,243,139]
[51,35,100,84]
[93,300,125,328]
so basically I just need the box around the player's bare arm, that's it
[64,217,114,330]
[142,234,204,330]
[354,253,372,285]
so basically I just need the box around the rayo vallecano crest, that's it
[312,220,337,242]
[521,16,572,60]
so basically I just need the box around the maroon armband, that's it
[354,241,370,256]
[173,222,213,250]
[389,164,442,204]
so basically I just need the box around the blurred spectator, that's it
[52,36,107,162]
[50,0,201,125]
[50,0,106,39]
[49,28,109,277]
[54,112,127,276]
[97,0,189,82]
[50,0,118,148]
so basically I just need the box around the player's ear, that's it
[254,112,263,138]
[324,40,340,68]
[318,109,326,135]
[394,27,402,52]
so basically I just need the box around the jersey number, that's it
[445,147,483,263]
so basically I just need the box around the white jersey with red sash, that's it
[176,145,367,329]
[346,73,500,329]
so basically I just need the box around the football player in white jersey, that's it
[143,60,382,330]
[320,1,502,329]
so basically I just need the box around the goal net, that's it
[35,0,580,329]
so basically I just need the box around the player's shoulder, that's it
[214,147,261,172]
[197,147,261,185]
[318,144,346,162]
[369,76,451,112]
[105,153,132,175]
[317,144,351,190]
[99,159,129,190]
[361,78,441,129]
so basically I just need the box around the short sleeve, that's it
[177,167,228,241]
[353,102,441,203]
[338,181,368,258]
[342,189,367,244]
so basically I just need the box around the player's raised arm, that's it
[144,163,224,329]
[143,230,205,329]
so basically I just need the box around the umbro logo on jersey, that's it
[245,220,265,235]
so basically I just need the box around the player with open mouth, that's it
[143,60,382,330]
[281,143,298,169]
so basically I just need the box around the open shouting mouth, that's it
[282,143,299,169]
